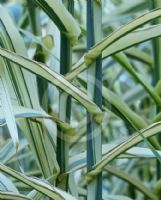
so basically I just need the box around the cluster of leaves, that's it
[1,0,161,199]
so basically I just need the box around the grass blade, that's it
[87,122,161,179]
[0,191,32,200]
[33,0,81,44]
[0,47,102,122]
[0,163,76,200]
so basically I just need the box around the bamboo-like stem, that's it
[56,0,73,191]
[27,0,40,36]
[86,1,102,200]
[151,1,161,88]
[150,0,161,192]
[27,0,48,112]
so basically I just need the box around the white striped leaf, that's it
[0,163,76,200]
[87,122,161,179]
[0,191,32,200]
[33,0,81,44]
[0,47,103,123]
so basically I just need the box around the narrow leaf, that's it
[33,0,81,44]
[0,163,76,200]
[0,47,102,123]
[87,122,161,179]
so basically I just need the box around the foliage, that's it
[1,0,161,199]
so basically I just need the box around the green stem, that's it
[87,1,102,200]
[151,1,161,88]
[27,0,40,35]
[56,0,73,191]
[28,0,48,112]
[150,0,161,191]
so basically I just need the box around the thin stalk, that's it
[150,0,161,191]
[27,0,58,182]
[27,0,48,112]
[86,1,102,200]
[151,1,161,87]
[27,0,40,36]
[56,0,73,191]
